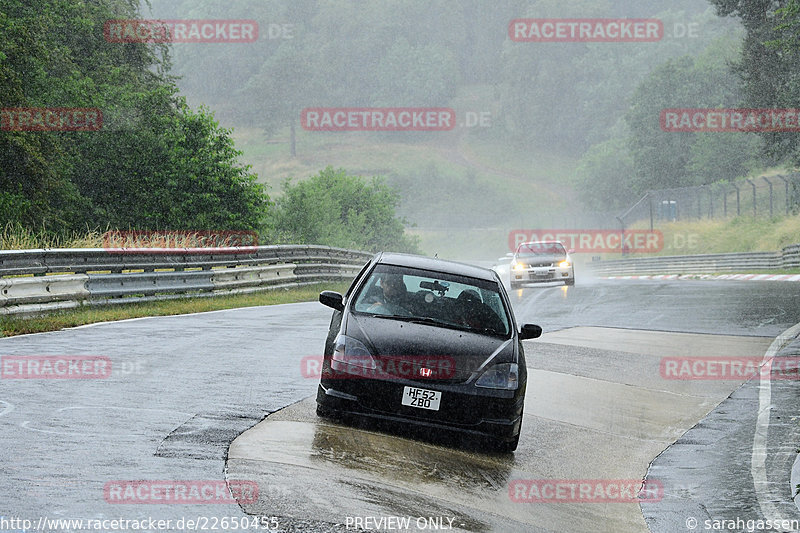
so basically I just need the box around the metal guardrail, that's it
[588,244,800,276]
[784,244,800,269]
[0,245,373,316]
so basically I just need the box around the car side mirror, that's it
[568,249,575,254]
[319,291,344,311]
[519,324,542,340]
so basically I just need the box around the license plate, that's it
[401,386,441,411]
[533,269,551,277]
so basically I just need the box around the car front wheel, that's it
[316,404,336,418]
[493,433,520,452]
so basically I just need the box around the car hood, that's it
[346,314,513,382]
[515,254,564,265]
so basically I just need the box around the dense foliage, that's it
[1,1,419,253]
[709,0,800,165]
[6,0,800,239]
[0,0,267,233]
[267,167,420,253]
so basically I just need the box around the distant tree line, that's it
[150,0,771,212]
[575,0,800,211]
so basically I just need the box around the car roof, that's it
[375,252,498,282]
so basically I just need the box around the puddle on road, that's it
[309,419,513,492]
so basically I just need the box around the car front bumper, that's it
[512,266,574,284]
[316,381,523,441]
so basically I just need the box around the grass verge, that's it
[627,213,800,256]
[0,282,350,337]
[603,270,800,277]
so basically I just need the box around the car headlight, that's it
[475,363,519,390]
[559,260,571,268]
[331,335,376,371]
[513,262,526,271]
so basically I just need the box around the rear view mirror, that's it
[319,291,344,311]
[419,280,449,294]
[519,324,542,340]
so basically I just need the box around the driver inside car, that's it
[366,273,412,315]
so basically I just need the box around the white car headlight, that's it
[476,363,519,390]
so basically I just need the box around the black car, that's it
[316,252,542,452]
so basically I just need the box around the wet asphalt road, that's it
[1,278,800,532]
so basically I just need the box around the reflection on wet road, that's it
[228,326,773,532]
[1,279,798,532]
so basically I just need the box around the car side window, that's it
[345,260,374,298]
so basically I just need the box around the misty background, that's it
[5,0,800,258]
[143,0,747,235]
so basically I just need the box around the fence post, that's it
[746,178,756,218]
[777,175,790,215]
[708,185,713,218]
[763,176,773,217]
[733,183,740,216]
[697,186,703,220]
[723,186,728,217]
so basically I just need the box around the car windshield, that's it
[517,242,566,256]
[352,264,511,337]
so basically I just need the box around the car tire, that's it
[316,404,334,418]
[494,433,520,453]
[510,281,521,289]
[565,278,575,286]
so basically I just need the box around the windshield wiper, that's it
[369,314,507,336]
[370,314,463,329]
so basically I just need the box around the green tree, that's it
[625,36,755,193]
[70,90,268,230]
[267,167,420,253]
[574,137,636,211]
[0,0,270,233]
[709,0,800,164]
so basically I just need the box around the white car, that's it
[510,241,575,288]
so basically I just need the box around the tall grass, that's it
[628,213,800,256]
[0,223,106,250]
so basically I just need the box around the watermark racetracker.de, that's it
[509,18,663,42]
[508,478,663,503]
[1,108,102,131]
[508,229,664,254]
[660,356,800,381]
[1,356,111,379]
[661,108,800,132]
[301,355,457,380]
[103,480,258,504]
[301,108,456,132]
[104,19,259,43]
